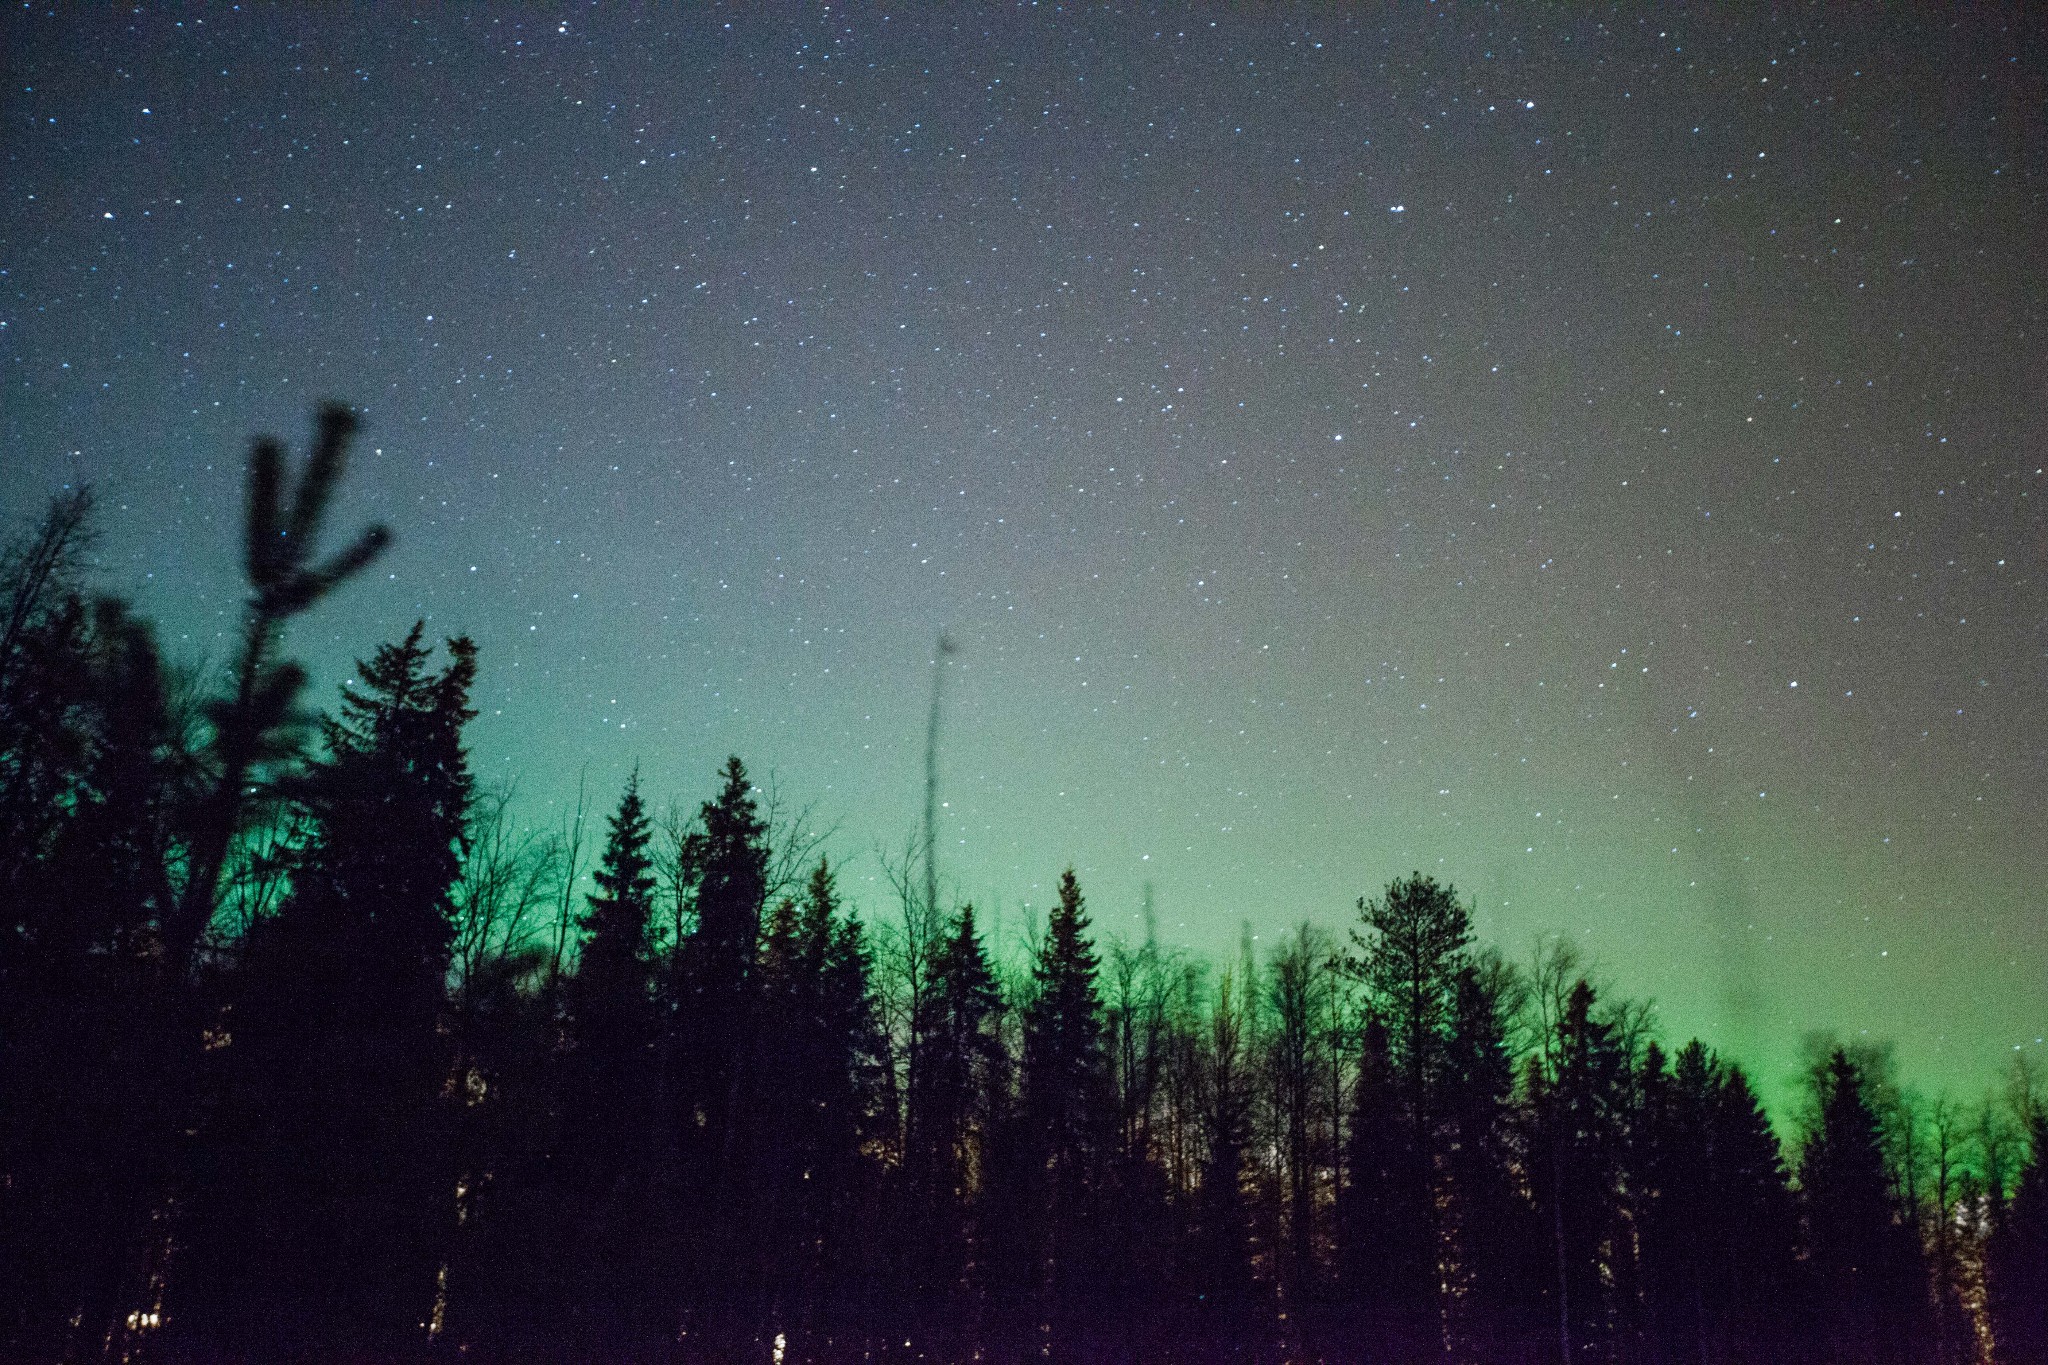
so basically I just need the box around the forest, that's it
[2,407,2043,1365]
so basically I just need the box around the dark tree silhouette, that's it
[1986,1105,2048,1365]
[1340,1011,1435,1348]
[1439,956,1544,1360]
[748,858,886,1338]
[557,770,666,1337]
[1636,1040,1802,1364]
[1189,968,1259,1333]
[1012,868,1111,1349]
[5,459,2021,1365]
[902,902,1010,1320]
[177,624,476,1357]
[0,523,195,1358]
[1337,872,1475,1345]
[171,404,390,982]
[1524,977,1637,1362]
[668,756,771,1340]
[1801,1047,1933,1365]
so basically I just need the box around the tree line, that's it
[2,407,2044,1364]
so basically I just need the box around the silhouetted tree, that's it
[1440,954,1543,1360]
[179,624,476,1356]
[1340,1011,1435,1351]
[744,860,874,1331]
[1636,1040,1802,1364]
[1190,968,1259,1331]
[1337,872,1474,1345]
[1801,1046,1933,1365]
[1986,1105,2048,1365]
[1524,977,1638,1363]
[668,756,770,1339]
[1264,922,1336,1310]
[557,771,665,1336]
[903,902,1010,1319]
[1013,868,1110,1347]
[0,504,197,1358]
[171,403,390,981]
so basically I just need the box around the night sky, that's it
[5,5,2043,1108]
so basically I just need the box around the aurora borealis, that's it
[4,5,2041,1108]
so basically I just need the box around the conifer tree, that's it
[1524,978,1636,1362]
[1801,1047,1932,1365]
[745,857,884,1336]
[668,756,770,1337]
[1016,868,1110,1341]
[904,902,1009,1314]
[1340,1012,1435,1346]
[557,770,662,1336]
[1986,1106,2048,1364]
[1439,955,1541,1359]
[179,625,476,1356]
[1337,873,1473,1339]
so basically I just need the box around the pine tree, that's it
[1337,873,1473,1341]
[179,624,476,1356]
[557,771,663,1337]
[904,903,1009,1315]
[1801,1047,1932,1365]
[1985,1107,2047,1364]
[1439,955,1541,1360]
[1524,978,1637,1363]
[1016,868,1110,1344]
[668,756,770,1339]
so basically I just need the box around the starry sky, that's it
[5,4,2043,1108]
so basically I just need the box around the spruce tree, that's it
[668,756,770,1338]
[1708,1058,1803,1353]
[1337,873,1473,1340]
[179,625,476,1356]
[1984,1107,2047,1364]
[905,903,1009,1314]
[1340,1012,1435,1346]
[558,770,662,1338]
[1439,956,1542,1359]
[1524,978,1636,1363]
[1017,868,1110,1343]
[1801,1047,1932,1365]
